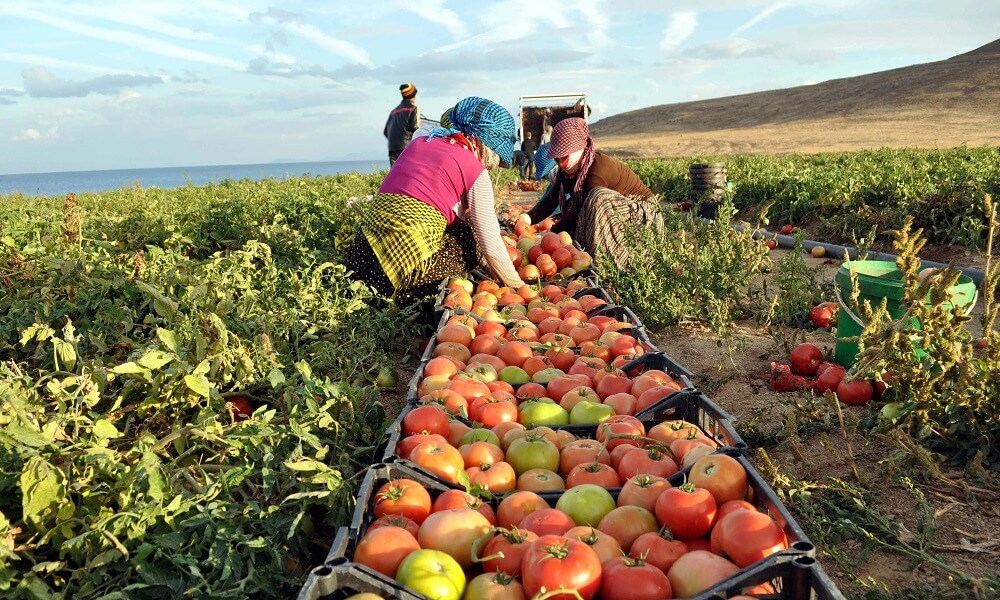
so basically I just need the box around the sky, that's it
[1,0,997,175]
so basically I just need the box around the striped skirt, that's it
[574,186,663,271]
[345,194,480,304]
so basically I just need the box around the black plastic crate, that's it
[692,553,847,600]
[297,561,426,600]
[331,462,466,566]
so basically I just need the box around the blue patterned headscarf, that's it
[427,96,517,167]
[534,142,556,180]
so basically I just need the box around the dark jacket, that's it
[521,137,536,158]
[384,99,420,156]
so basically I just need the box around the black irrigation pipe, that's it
[694,217,998,293]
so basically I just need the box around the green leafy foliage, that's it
[626,146,1000,251]
[0,173,415,597]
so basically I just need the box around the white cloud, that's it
[250,9,373,67]
[661,12,698,52]
[403,0,469,40]
[734,2,786,34]
[0,52,122,75]
[578,0,613,49]
[0,4,245,70]
[13,125,59,142]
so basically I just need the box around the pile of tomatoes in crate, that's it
[353,452,790,600]
[299,229,846,600]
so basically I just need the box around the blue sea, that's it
[0,160,390,198]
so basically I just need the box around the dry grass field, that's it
[591,39,1000,158]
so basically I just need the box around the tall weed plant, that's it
[851,201,1000,471]
[598,198,768,336]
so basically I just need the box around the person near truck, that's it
[523,117,661,269]
[347,96,525,306]
[520,131,537,179]
[384,83,421,166]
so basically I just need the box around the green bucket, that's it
[834,261,978,368]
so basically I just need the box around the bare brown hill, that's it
[592,38,1000,157]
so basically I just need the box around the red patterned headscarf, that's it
[546,117,595,212]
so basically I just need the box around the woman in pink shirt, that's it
[346,96,525,304]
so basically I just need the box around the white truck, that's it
[518,93,590,145]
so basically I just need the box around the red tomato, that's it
[630,529,688,575]
[815,364,847,393]
[408,441,465,484]
[497,491,550,529]
[667,550,741,598]
[687,453,748,506]
[809,304,834,328]
[779,224,794,235]
[469,397,518,428]
[616,447,679,481]
[711,509,788,567]
[397,433,449,460]
[597,505,660,553]
[516,468,565,492]
[789,343,824,376]
[654,483,718,540]
[518,508,576,537]
[521,535,603,600]
[467,461,517,493]
[618,474,671,514]
[418,508,492,570]
[432,489,496,525]
[352,526,420,578]
[402,404,450,437]
[596,415,646,451]
[368,514,420,538]
[600,555,673,600]
[560,439,611,475]
[479,527,539,576]
[225,396,252,421]
[373,478,432,525]
[563,525,623,564]
[837,377,873,406]
[565,462,621,488]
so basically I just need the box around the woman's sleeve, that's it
[526,182,559,224]
[468,171,526,288]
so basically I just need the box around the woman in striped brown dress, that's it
[524,118,662,270]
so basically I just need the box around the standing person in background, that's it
[521,131,537,180]
[524,118,660,269]
[347,96,525,307]
[384,83,421,167]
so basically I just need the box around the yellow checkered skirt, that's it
[346,193,481,301]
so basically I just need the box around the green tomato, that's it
[374,366,398,389]
[458,428,501,447]
[518,400,569,427]
[556,484,617,527]
[505,434,560,476]
[499,365,531,385]
[531,367,565,384]
[569,400,616,424]
[396,549,465,600]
